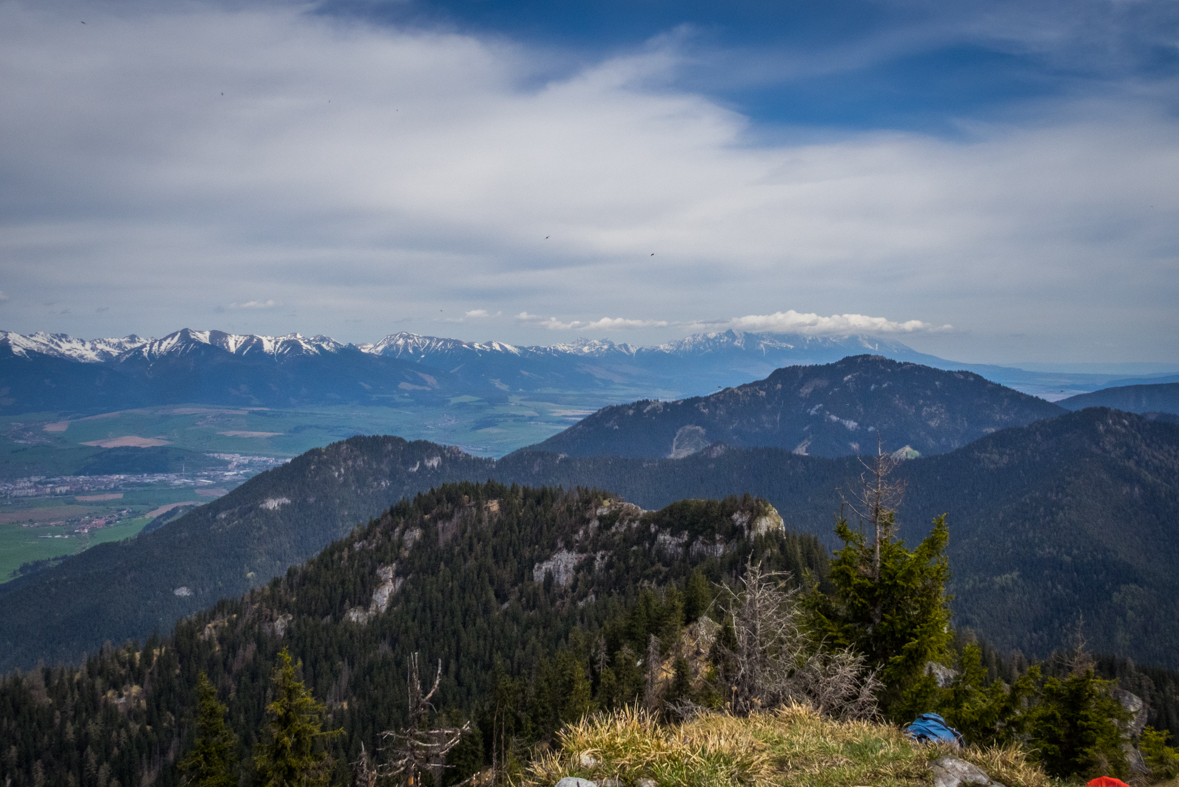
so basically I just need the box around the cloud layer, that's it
[0,1,1176,363]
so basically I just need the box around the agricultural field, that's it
[0,485,213,582]
[0,394,609,580]
[0,395,600,466]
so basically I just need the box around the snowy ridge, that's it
[120,329,345,362]
[359,332,523,358]
[650,329,905,357]
[2,327,911,365]
[0,331,147,362]
[544,338,638,357]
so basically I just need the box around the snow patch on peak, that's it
[122,329,344,361]
[360,332,522,358]
[0,331,150,362]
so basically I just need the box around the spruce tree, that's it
[1028,667,1130,779]
[179,673,239,787]
[252,649,337,787]
[805,509,952,720]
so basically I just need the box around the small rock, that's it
[926,661,959,689]
[578,752,598,768]
[554,779,595,787]
[637,779,657,787]
[930,756,1004,787]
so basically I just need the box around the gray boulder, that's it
[930,756,1006,787]
[554,778,596,787]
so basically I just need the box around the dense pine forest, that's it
[0,483,828,786]
[3,479,1179,787]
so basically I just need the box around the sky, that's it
[1,0,1177,366]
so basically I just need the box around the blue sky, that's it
[0,0,1177,365]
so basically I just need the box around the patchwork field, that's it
[0,486,210,581]
[0,392,621,580]
[1,394,609,465]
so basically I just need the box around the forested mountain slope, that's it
[4,407,1176,672]
[0,438,496,672]
[1059,382,1179,415]
[0,483,825,787]
[505,408,1179,667]
[528,355,1064,459]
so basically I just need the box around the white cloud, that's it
[516,309,944,336]
[0,1,1175,362]
[722,310,950,335]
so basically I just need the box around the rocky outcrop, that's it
[345,564,401,624]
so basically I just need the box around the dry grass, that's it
[523,705,1056,787]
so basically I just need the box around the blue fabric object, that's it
[904,713,964,746]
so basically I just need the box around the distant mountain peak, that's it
[529,354,1063,460]
[360,332,524,358]
[0,330,148,362]
[119,328,345,362]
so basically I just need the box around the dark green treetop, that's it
[252,649,339,787]
[806,508,952,720]
[179,672,239,787]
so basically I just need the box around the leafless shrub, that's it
[793,649,881,721]
[715,561,879,720]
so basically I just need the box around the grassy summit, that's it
[526,706,1053,787]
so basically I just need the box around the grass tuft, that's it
[523,704,1058,787]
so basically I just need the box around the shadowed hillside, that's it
[1059,382,1179,415]
[528,355,1064,459]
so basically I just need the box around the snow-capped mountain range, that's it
[1,326,949,416]
[2,326,1145,417]
[0,327,917,365]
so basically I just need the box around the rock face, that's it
[553,778,596,787]
[930,756,1007,787]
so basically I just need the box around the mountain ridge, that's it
[526,354,1066,459]
[3,405,1178,671]
[1059,382,1179,415]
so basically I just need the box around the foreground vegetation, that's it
[3,477,1179,787]
[529,705,1052,787]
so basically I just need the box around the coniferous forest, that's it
[2,479,1178,786]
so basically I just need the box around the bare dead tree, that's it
[716,560,879,720]
[715,561,806,714]
[351,743,377,787]
[644,634,662,712]
[843,436,907,582]
[379,653,470,787]
[1064,615,1095,675]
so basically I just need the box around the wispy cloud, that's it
[518,309,947,336]
[517,313,670,331]
[229,300,277,310]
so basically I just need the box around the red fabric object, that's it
[1087,778,1130,787]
